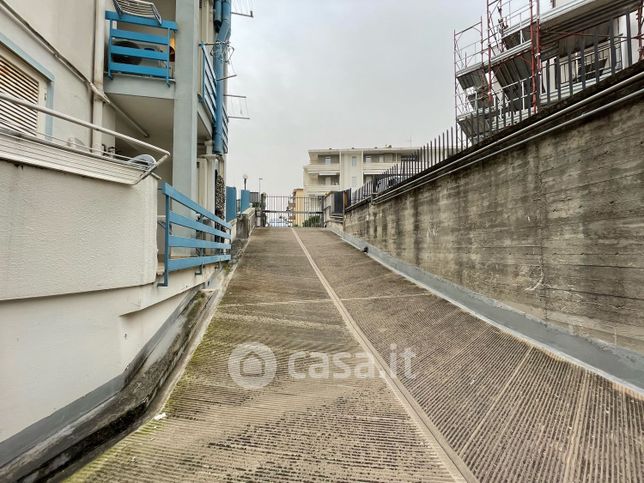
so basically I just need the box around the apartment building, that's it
[454,0,642,140]
[0,0,240,472]
[289,187,306,226]
[303,146,421,197]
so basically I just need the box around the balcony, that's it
[304,163,340,175]
[105,11,177,84]
[304,182,341,195]
[0,92,169,185]
[363,162,397,175]
[200,44,217,120]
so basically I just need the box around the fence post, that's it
[161,189,170,287]
[609,20,616,75]
[626,11,633,67]
[580,35,586,89]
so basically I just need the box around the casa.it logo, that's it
[227,342,277,390]
[228,342,417,390]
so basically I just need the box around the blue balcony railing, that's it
[199,44,228,154]
[222,103,229,154]
[159,182,232,287]
[200,44,217,121]
[105,11,177,84]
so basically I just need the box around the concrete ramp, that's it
[70,229,464,481]
[71,228,643,482]
[296,229,644,482]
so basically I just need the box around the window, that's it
[0,50,45,134]
[379,155,384,163]
[351,156,357,167]
[351,176,357,187]
[401,154,418,163]
[324,156,331,165]
[365,156,372,163]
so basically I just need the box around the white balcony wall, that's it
[0,160,224,455]
[0,162,158,300]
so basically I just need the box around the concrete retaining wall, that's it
[345,94,644,355]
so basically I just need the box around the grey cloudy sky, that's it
[226,0,482,194]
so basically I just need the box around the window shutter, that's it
[0,54,40,134]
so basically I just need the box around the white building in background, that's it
[0,0,243,475]
[303,146,421,197]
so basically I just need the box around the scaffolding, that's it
[454,0,644,141]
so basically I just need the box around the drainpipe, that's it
[214,0,223,30]
[92,0,106,152]
[213,0,231,155]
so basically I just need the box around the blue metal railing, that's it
[240,190,250,212]
[200,44,218,121]
[200,44,228,154]
[159,182,232,287]
[105,11,178,84]
[222,103,229,154]
[225,186,237,222]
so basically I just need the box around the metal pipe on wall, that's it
[92,0,106,152]
[213,0,231,155]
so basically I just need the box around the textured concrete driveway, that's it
[70,229,465,482]
[296,229,644,483]
[71,228,644,482]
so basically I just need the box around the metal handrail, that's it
[0,92,170,183]
[159,182,232,286]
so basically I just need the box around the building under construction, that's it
[455,0,644,140]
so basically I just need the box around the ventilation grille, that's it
[0,54,40,134]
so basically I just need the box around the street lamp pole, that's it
[258,177,263,194]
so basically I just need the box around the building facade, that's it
[0,0,240,471]
[454,0,643,141]
[303,146,421,197]
[289,188,306,226]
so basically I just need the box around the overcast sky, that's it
[226,0,482,194]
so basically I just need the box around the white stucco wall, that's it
[5,0,95,81]
[0,157,225,445]
[0,265,215,442]
[340,151,365,190]
[0,162,158,300]
[0,1,96,145]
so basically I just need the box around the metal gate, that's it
[261,195,324,228]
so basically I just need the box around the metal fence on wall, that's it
[351,126,471,206]
[350,21,643,208]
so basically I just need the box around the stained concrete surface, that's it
[70,228,644,482]
[297,229,644,482]
[69,229,462,482]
